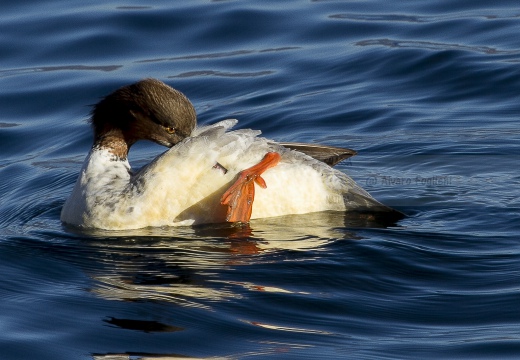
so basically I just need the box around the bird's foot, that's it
[220,152,281,223]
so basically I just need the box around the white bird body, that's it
[62,120,378,230]
[61,79,399,230]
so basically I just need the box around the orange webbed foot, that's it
[220,152,281,223]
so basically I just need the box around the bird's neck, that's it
[93,128,130,160]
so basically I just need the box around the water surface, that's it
[1,1,519,359]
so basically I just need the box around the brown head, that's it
[91,79,196,157]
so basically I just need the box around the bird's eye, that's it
[164,126,176,134]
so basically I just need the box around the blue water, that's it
[1,0,519,359]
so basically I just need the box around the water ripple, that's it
[170,70,275,78]
[356,38,517,55]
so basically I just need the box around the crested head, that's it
[91,79,197,156]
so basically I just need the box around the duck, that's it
[61,78,401,230]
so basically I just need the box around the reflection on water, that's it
[76,211,400,359]
[74,210,400,242]
[93,352,220,359]
[67,211,399,309]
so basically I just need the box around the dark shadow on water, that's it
[103,317,183,333]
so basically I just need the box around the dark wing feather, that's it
[279,142,357,167]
